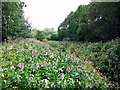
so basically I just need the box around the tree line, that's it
[1,1,31,41]
[1,2,120,42]
[58,2,120,42]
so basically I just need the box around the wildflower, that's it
[77,65,81,68]
[83,66,86,70]
[86,84,89,88]
[59,68,63,73]
[28,78,31,80]
[62,73,65,80]
[48,50,51,53]
[50,54,54,58]
[66,67,70,72]
[30,65,33,68]
[66,68,69,71]
[10,66,14,70]
[28,47,32,50]
[90,85,92,88]
[2,73,4,77]
[63,79,67,87]
[45,79,50,87]
[91,76,94,79]
[20,48,24,52]
[16,50,19,53]
[36,63,40,68]
[98,68,100,71]
[44,61,47,65]
[104,82,107,85]
[32,50,37,54]
[44,58,47,61]
[85,61,89,64]
[18,64,24,70]
[9,45,13,50]
[93,69,96,72]
[84,69,87,72]
[30,57,33,61]
[54,84,58,87]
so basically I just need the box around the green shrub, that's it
[77,38,120,87]
[35,31,45,41]
[50,33,58,41]
[43,38,48,42]
[48,38,120,88]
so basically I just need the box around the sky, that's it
[22,0,91,31]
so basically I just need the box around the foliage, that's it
[48,38,120,88]
[35,31,46,41]
[31,28,58,41]
[30,29,38,38]
[42,38,48,42]
[50,33,58,41]
[58,2,120,41]
[2,2,31,41]
[42,28,58,40]
[1,38,113,89]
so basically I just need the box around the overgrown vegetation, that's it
[1,1,120,89]
[1,38,118,89]
[48,38,120,87]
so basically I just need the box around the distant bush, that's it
[50,33,58,41]
[66,43,78,54]
[43,38,48,42]
[30,29,37,38]
[36,31,45,41]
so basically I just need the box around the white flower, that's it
[9,45,13,50]
[62,73,65,80]
[2,74,4,77]
[10,66,15,69]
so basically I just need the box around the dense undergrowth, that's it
[49,38,120,88]
[1,38,119,89]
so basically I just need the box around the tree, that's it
[58,2,120,42]
[2,2,31,41]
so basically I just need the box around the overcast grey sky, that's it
[22,0,91,30]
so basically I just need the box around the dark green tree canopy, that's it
[2,1,31,41]
[58,2,120,42]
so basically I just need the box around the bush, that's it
[43,38,48,42]
[50,33,58,41]
[76,38,120,87]
[35,31,45,41]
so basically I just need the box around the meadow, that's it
[1,38,120,89]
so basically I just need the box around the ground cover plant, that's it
[1,38,114,89]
